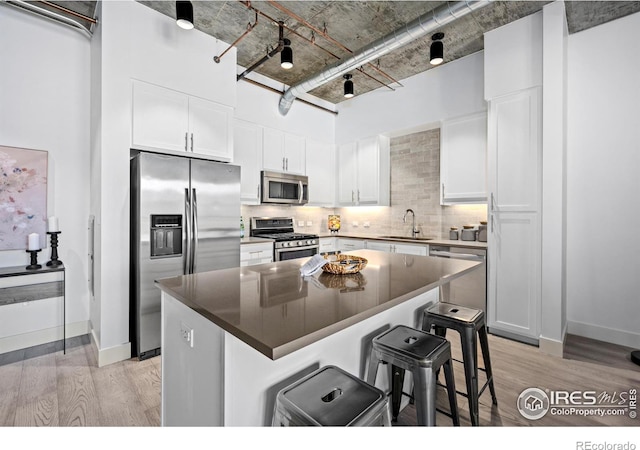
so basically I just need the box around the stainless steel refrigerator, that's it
[130,151,240,359]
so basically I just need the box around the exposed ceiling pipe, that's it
[278,0,493,116]
[237,21,286,81]
[0,0,95,39]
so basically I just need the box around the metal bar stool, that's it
[272,365,392,426]
[366,325,460,426]
[422,302,498,426]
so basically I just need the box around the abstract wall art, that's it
[0,146,48,250]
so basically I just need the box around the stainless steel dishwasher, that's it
[429,244,486,312]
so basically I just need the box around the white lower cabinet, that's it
[336,238,366,252]
[240,242,273,267]
[367,240,427,256]
[319,237,337,254]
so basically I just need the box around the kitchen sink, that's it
[378,235,433,241]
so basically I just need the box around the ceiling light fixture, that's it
[430,32,444,66]
[281,39,293,69]
[343,74,354,98]
[176,1,194,30]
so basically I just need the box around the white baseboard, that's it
[538,322,568,357]
[89,328,131,367]
[567,320,640,348]
[0,320,90,354]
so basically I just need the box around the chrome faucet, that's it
[403,209,419,239]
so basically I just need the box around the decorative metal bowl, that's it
[321,254,367,275]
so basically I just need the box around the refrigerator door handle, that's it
[184,188,191,275]
[191,188,198,273]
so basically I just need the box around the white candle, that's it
[28,233,40,250]
[48,216,59,232]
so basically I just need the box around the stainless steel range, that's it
[250,217,319,261]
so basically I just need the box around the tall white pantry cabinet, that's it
[485,12,543,344]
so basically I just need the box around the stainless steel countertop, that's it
[155,249,480,360]
[317,234,487,249]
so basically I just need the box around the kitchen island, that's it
[155,249,480,426]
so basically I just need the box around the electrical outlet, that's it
[180,322,194,348]
[352,221,359,227]
[306,221,312,226]
[363,221,371,228]
[298,221,305,227]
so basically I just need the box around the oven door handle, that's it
[276,245,319,254]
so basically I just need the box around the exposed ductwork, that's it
[278,0,493,116]
[0,0,96,39]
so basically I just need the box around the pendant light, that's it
[343,74,354,98]
[430,32,444,65]
[281,39,293,69]
[176,1,194,30]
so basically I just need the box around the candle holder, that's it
[46,231,63,267]
[26,249,42,270]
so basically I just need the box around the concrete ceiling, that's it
[41,1,640,104]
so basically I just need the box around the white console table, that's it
[0,264,66,353]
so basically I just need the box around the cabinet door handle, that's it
[190,133,194,152]
[282,157,285,171]
[357,190,360,202]
[285,158,289,171]
[491,214,494,233]
[257,184,261,200]
[185,132,188,151]
[351,190,354,203]
[490,192,495,212]
[442,183,445,202]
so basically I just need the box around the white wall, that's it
[335,51,486,144]
[540,1,568,353]
[90,0,238,363]
[236,73,335,144]
[566,11,640,348]
[0,6,91,343]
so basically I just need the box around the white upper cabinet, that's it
[337,142,358,205]
[262,128,305,175]
[489,89,541,212]
[132,80,233,161]
[440,111,487,204]
[305,139,335,207]
[233,119,262,204]
[337,135,390,206]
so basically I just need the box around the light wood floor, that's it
[0,333,637,427]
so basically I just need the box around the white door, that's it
[262,128,285,172]
[356,137,380,205]
[337,142,357,206]
[489,89,541,212]
[132,80,188,153]
[306,139,335,206]
[188,97,233,161]
[487,87,541,343]
[440,111,487,204]
[284,133,306,174]
[233,120,262,204]
[487,212,540,340]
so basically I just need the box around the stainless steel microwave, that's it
[261,171,309,205]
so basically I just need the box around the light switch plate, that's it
[363,221,370,228]
[306,221,312,226]
[180,322,194,348]
[298,221,305,227]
